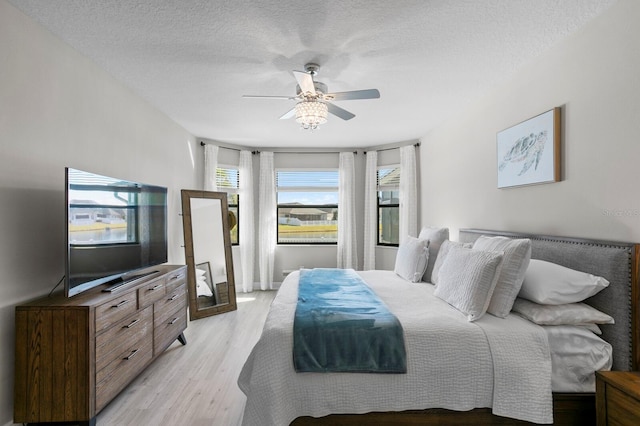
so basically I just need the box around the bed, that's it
[238,229,639,425]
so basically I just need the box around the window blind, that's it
[377,166,400,191]
[216,166,239,191]
[276,169,339,192]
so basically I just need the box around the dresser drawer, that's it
[165,267,187,292]
[95,305,153,373]
[138,276,166,308]
[597,371,640,426]
[607,385,640,424]
[154,306,187,354]
[154,284,187,327]
[95,334,153,412]
[95,290,137,333]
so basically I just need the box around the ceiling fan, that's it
[243,63,380,130]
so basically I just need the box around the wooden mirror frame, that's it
[181,189,237,320]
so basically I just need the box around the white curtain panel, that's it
[203,144,219,191]
[399,145,418,244]
[363,150,378,270]
[337,152,358,269]
[258,152,276,290]
[239,150,255,293]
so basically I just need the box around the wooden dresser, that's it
[14,265,187,426]
[596,371,640,426]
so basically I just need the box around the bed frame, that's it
[292,229,639,426]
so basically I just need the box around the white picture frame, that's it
[497,107,561,189]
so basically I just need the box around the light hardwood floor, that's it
[97,290,276,426]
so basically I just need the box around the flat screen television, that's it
[65,167,168,297]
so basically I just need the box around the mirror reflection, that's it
[181,190,237,319]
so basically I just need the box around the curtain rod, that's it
[200,140,419,154]
[250,150,358,155]
[199,141,242,152]
[200,141,357,155]
[364,142,421,154]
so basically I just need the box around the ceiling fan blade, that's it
[327,103,355,121]
[242,95,294,100]
[279,107,296,120]
[325,89,380,101]
[293,70,316,95]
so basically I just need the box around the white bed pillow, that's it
[394,236,429,282]
[472,236,531,318]
[543,324,612,392]
[417,227,449,283]
[512,298,614,326]
[196,278,213,297]
[581,323,603,335]
[431,240,471,285]
[519,259,610,304]
[538,323,602,335]
[434,245,504,321]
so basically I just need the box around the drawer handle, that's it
[169,274,182,281]
[123,349,139,360]
[123,318,140,329]
[112,300,130,308]
[148,284,163,291]
[169,294,179,301]
[169,317,179,325]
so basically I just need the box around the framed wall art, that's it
[497,107,561,189]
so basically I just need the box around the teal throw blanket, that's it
[293,268,407,373]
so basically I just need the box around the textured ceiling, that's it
[9,0,617,148]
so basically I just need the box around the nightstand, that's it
[596,371,640,425]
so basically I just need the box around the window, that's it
[68,187,139,245]
[216,165,239,245]
[276,169,339,244]
[377,165,400,246]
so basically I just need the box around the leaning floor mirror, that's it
[181,190,237,320]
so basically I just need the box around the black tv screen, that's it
[65,168,168,297]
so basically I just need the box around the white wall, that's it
[420,0,640,243]
[0,1,198,424]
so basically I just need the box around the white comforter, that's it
[238,270,553,425]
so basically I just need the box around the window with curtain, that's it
[216,165,239,245]
[276,169,339,244]
[377,165,400,246]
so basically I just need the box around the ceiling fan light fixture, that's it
[244,63,379,129]
[295,100,328,130]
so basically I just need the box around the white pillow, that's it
[417,227,449,282]
[196,278,213,297]
[196,268,207,277]
[519,259,610,304]
[434,245,504,321]
[581,323,603,335]
[394,236,430,282]
[541,323,602,335]
[512,298,614,326]
[431,240,472,285]
[472,236,531,318]
[543,325,612,392]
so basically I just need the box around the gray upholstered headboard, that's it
[459,229,639,372]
